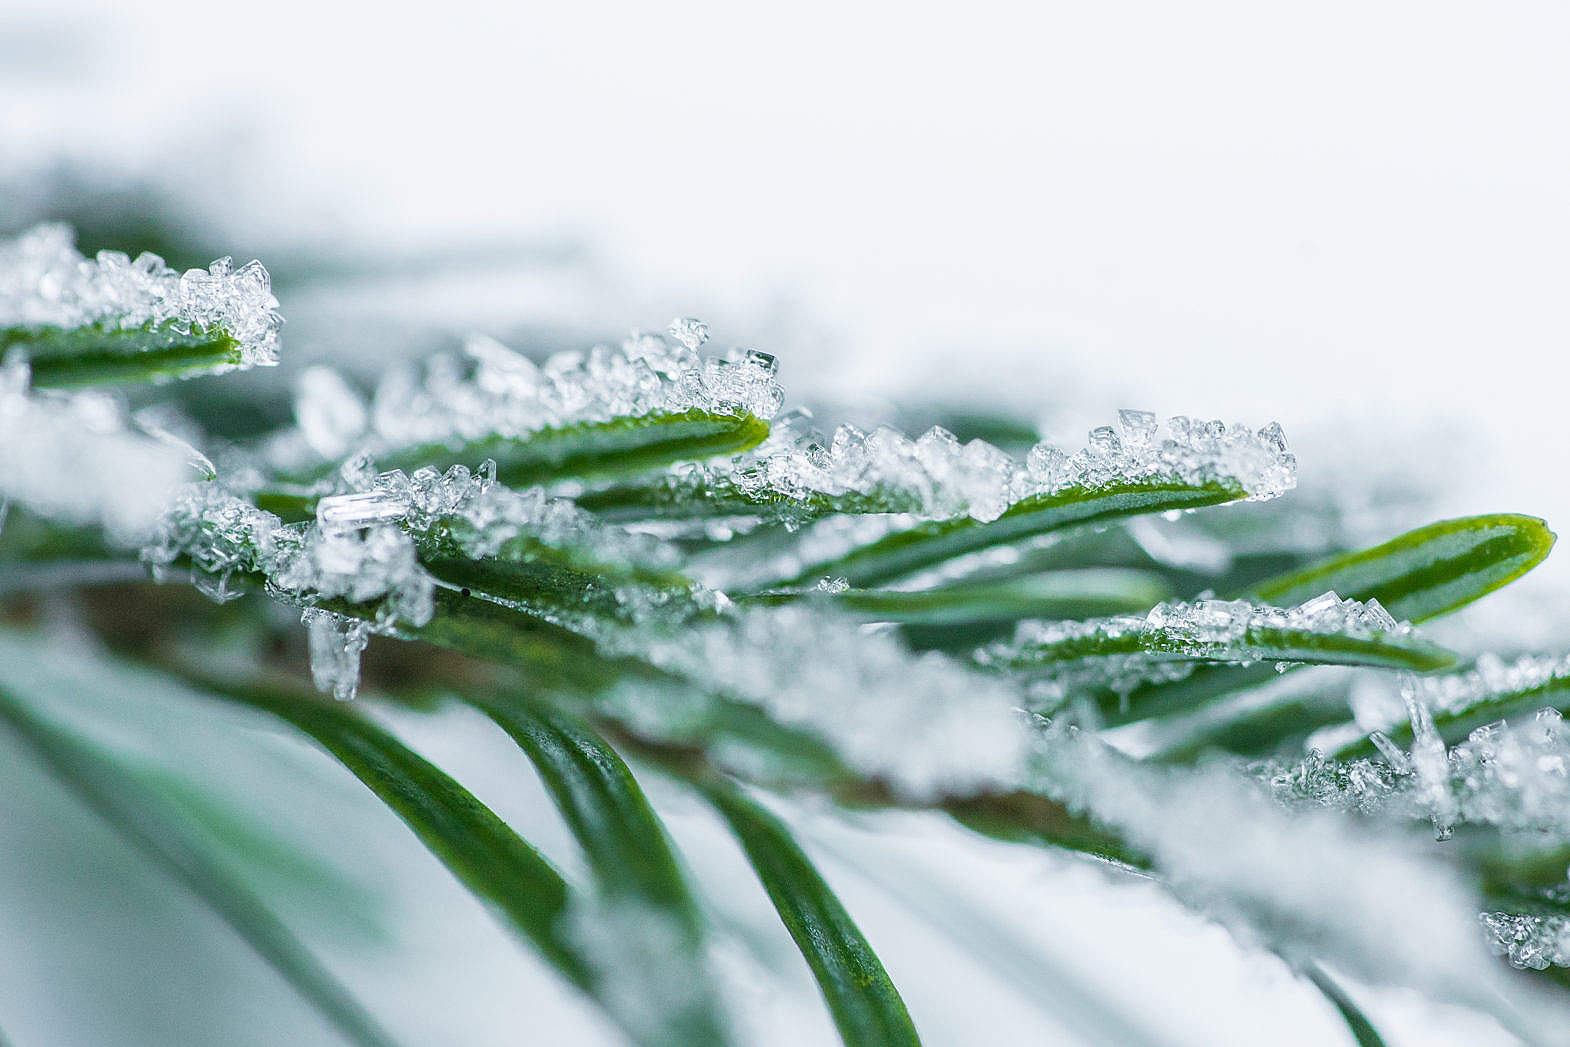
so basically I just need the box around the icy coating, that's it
[0,223,282,369]
[978,592,1415,699]
[280,322,784,465]
[645,407,1296,526]
[316,457,679,575]
[0,359,191,544]
[1410,652,1570,723]
[1001,592,1408,656]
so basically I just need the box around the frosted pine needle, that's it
[977,592,1426,701]
[273,326,784,468]
[0,223,282,372]
[634,409,1297,527]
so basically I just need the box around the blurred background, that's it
[2,2,1566,1044]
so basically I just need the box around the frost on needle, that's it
[0,223,282,383]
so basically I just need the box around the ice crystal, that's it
[142,484,281,593]
[1265,750,1405,815]
[1271,703,1570,842]
[1316,652,1570,759]
[0,359,191,544]
[1447,709,1570,835]
[269,522,434,626]
[1402,675,1458,838]
[0,223,282,370]
[666,316,710,351]
[273,325,783,472]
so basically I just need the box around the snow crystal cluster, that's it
[654,407,1297,527]
[144,482,434,623]
[1265,750,1406,815]
[1447,709,1570,836]
[0,358,191,544]
[1275,698,1570,837]
[280,321,784,466]
[1481,907,1570,971]
[316,457,679,576]
[0,223,282,369]
[143,481,435,700]
[1312,652,1570,757]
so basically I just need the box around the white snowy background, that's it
[2,2,1568,1045]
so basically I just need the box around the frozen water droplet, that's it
[303,608,370,701]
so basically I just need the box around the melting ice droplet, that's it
[303,608,371,701]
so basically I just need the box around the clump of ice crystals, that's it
[142,480,436,701]
[1481,908,1570,971]
[276,325,783,469]
[1273,704,1570,839]
[1448,709,1570,835]
[316,458,679,575]
[0,358,191,544]
[0,223,282,369]
[1265,750,1406,815]
[653,409,1296,527]
[979,592,1413,698]
[145,483,435,623]
[1311,652,1570,756]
